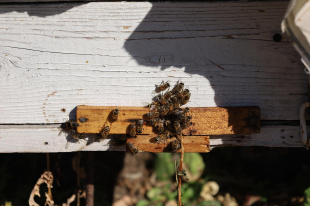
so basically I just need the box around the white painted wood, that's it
[0,125,305,152]
[0,2,307,124]
[0,125,124,152]
[0,2,307,125]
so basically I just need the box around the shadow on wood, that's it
[0,2,86,17]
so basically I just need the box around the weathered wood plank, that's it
[0,1,307,125]
[76,105,260,135]
[127,135,211,153]
[0,124,305,153]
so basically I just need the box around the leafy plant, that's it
[155,153,175,181]
[304,187,310,206]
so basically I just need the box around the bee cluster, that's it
[134,80,191,153]
[61,80,191,154]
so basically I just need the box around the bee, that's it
[184,107,190,114]
[63,120,79,133]
[150,118,160,127]
[100,125,110,139]
[155,81,170,93]
[180,93,191,105]
[127,142,139,154]
[169,96,180,110]
[61,120,83,140]
[171,139,181,152]
[171,81,184,94]
[111,109,119,121]
[164,120,171,127]
[177,170,189,181]
[163,90,173,100]
[129,122,136,138]
[163,130,171,138]
[146,112,160,119]
[157,95,169,105]
[158,105,170,116]
[176,89,190,99]
[174,109,185,120]
[157,119,165,134]
[174,121,182,135]
[181,116,192,129]
[156,134,167,144]
[136,119,144,134]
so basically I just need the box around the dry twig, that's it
[28,171,54,206]
[177,134,184,206]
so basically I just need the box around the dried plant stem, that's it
[86,152,94,206]
[77,152,81,206]
[177,134,184,206]
[29,171,54,206]
[46,153,52,201]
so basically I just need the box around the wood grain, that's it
[0,124,305,152]
[76,105,260,135]
[76,106,153,134]
[127,135,210,153]
[0,2,306,125]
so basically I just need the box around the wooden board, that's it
[0,1,307,152]
[127,135,210,153]
[0,2,307,126]
[0,125,305,153]
[76,106,260,135]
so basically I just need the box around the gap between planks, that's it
[0,124,306,153]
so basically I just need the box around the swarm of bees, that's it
[127,80,192,154]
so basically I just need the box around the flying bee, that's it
[155,81,170,93]
[171,139,181,152]
[156,134,167,144]
[180,93,191,105]
[129,122,136,138]
[174,121,182,135]
[136,119,144,134]
[146,112,160,119]
[127,142,139,154]
[111,109,119,121]
[100,125,110,139]
[171,81,184,94]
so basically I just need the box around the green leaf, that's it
[182,187,195,201]
[137,200,150,206]
[155,153,175,181]
[147,187,162,199]
[304,187,310,206]
[183,153,205,176]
